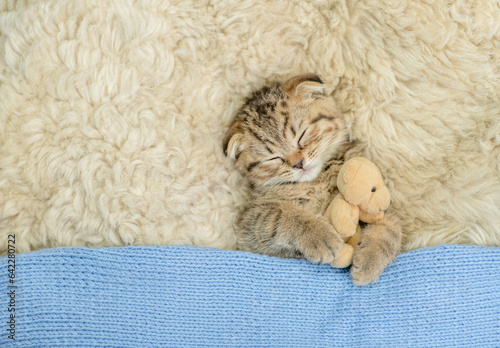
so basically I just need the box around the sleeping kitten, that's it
[223,74,402,285]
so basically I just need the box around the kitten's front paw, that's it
[350,241,384,286]
[351,213,401,285]
[295,223,344,265]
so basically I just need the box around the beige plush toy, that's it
[325,157,391,268]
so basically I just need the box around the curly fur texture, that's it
[0,0,499,254]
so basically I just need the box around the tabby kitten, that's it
[223,74,402,285]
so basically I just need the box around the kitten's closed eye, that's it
[248,157,283,172]
[267,157,284,164]
[297,130,307,149]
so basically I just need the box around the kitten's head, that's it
[223,74,348,186]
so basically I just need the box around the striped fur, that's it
[223,74,402,285]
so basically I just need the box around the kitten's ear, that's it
[284,73,325,100]
[223,119,245,159]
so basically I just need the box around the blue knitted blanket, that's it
[2,244,499,347]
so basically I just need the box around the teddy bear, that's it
[324,157,392,268]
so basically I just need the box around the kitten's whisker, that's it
[320,133,343,153]
[309,134,337,161]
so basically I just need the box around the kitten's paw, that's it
[296,225,344,265]
[350,241,384,286]
[351,213,402,285]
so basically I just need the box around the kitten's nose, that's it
[293,159,304,170]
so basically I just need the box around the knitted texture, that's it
[2,245,499,347]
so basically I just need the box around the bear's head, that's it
[337,157,391,214]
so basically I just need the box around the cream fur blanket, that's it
[1,0,499,254]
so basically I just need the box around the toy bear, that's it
[325,157,392,268]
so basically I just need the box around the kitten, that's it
[223,74,402,285]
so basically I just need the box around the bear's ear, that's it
[284,73,325,100]
[341,158,362,184]
[223,119,245,159]
[337,157,365,204]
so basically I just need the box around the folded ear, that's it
[283,73,325,100]
[222,119,245,159]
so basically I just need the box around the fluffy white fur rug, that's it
[1,0,499,254]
